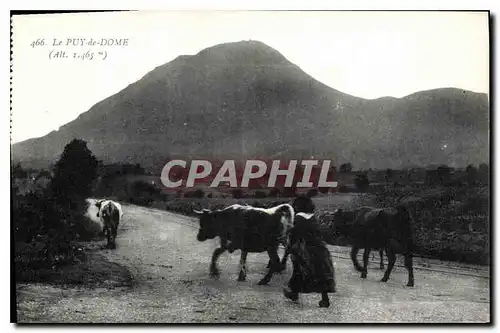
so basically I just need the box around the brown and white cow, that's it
[194,203,294,285]
[95,199,123,249]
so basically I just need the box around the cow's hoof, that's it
[283,288,299,302]
[257,279,270,286]
[406,281,414,287]
[209,268,220,279]
[318,300,330,308]
[237,272,246,282]
[360,272,367,279]
[380,276,389,283]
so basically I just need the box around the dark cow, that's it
[194,203,294,285]
[95,199,123,249]
[332,205,414,287]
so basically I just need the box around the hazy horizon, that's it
[11,11,489,144]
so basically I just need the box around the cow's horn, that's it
[193,209,205,215]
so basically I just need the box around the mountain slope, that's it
[12,40,489,171]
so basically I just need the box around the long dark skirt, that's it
[288,239,336,293]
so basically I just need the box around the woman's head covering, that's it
[292,195,316,214]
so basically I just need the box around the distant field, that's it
[150,192,360,213]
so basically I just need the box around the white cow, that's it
[95,199,123,249]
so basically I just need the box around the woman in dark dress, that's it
[283,195,336,308]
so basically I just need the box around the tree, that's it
[436,165,452,185]
[339,163,352,173]
[385,168,393,182]
[134,163,145,175]
[12,162,27,179]
[466,164,478,186]
[50,139,98,209]
[478,163,489,185]
[354,174,370,192]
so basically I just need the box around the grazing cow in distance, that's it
[331,205,414,287]
[95,199,123,249]
[194,203,294,285]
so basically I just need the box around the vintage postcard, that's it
[11,10,490,324]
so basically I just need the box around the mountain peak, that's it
[194,40,291,66]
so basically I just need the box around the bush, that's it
[128,180,161,206]
[355,174,369,192]
[318,187,329,194]
[338,185,350,193]
[307,189,318,197]
[13,191,101,277]
[254,191,267,198]
[231,189,244,199]
[184,189,205,199]
[13,139,102,280]
[268,188,280,197]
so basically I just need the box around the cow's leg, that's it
[379,249,385,269]
[279,245,290,272]
[238,250,248,282]
[361,248,371,279]
[351,246,364,272]
[258,248,280,285]
[381,246,396,283]
[210,243,227,279]
[111,224,118,249]
[404,252,415,287]
[104,226,112,248]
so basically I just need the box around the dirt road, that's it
[16,201,490,323]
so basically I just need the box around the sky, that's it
[11,11,489,144]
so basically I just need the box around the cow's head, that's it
[95,199,105,217]
[100,203,115,220]
[330,208,356,237]
[193,208,219,242]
